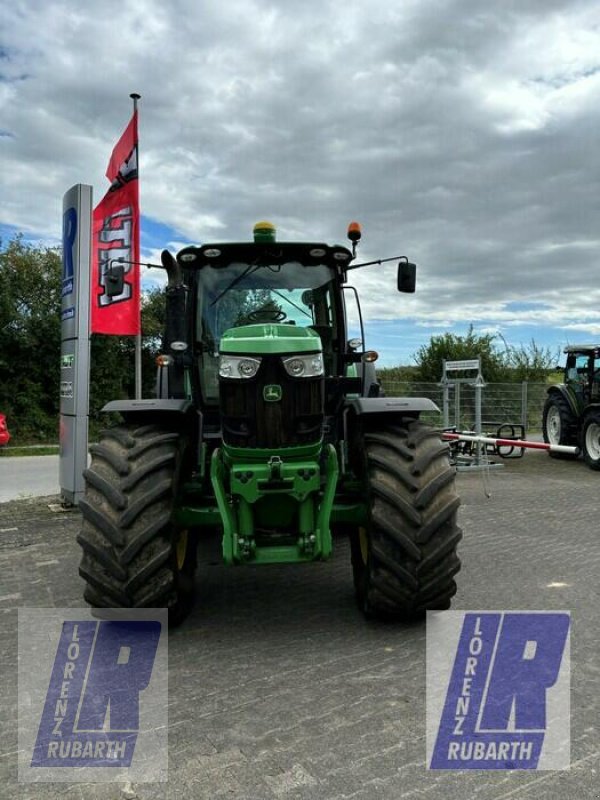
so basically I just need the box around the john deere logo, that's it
[263,384,282,402]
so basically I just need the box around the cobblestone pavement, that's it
[0,449,598,799]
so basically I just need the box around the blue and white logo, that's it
[62,206,77,301]
[31,620,160,767]
[19,609,167,783]
[60,306,75,322]
[62,206,77,284]
[427,611,570,770]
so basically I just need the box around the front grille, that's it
[220,355,324,448]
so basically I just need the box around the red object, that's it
[90,111,140,335]
[0,413,10,447]
[442,432,578,455]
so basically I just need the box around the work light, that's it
[219,355,262,379]
[282,354,323,377]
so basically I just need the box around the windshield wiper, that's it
[270,288,312,319]
[209,262,262,307]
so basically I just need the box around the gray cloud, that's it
[1,0,600,356]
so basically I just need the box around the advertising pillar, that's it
[60,184,92,505]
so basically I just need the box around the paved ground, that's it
[0,448,598,799]
[0,455,60,502]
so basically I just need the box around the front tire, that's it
[542,395,578,459]
[350,419,462,620]
[77,423,197,626]
[582,409,600,470]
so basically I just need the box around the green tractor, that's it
[543,344,600,470]
[78,222,461,624]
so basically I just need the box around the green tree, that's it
[0,235,168,443]
[500,338,559,382]
[376,365,419,383]
[413,325,508,382]
[141,286,165,342]
[0,237,62,441]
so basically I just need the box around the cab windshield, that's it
[196,262,337,403]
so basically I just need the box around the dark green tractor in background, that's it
[543,344,600,470]
[78,222,462,624]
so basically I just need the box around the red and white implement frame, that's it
[442,431,579,456]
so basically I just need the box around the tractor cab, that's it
[159,222,396,424]
[563,345,600,409]
[186,236,351,410]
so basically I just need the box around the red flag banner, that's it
[91,111,140,335]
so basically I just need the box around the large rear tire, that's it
[542,395,578,459]
[582,409,600,470]
[77,422,197,627]
[350,419,462,620]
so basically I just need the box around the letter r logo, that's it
[479,613,570,731]
[62,207,77,282]
[76,621,161,732]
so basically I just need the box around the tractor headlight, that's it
[282,353,324,378]
[219,355,262,379]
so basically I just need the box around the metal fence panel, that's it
[379,380,549,433]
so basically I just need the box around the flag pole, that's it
[130,92,142,399]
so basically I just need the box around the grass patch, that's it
[0,445,60,457]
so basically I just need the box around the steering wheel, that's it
[247,309,287,322]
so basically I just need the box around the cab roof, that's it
[564,344,600,354]
[176,241,354,269]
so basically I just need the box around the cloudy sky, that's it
[1,0,599,366]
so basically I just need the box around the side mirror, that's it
[398,261,416,293]
[105,264,125,297]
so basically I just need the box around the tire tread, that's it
[352,417,462,619]
[77,422,195,625]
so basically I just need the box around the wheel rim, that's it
[176,530,188,570]
[546,406,561,444]
[585,422,600,461]
[359,527,369,564]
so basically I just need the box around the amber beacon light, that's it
[347,221,362,242]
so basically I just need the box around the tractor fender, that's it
[345,397,440,417]
[102,399,194,415]
[342,397,441,476]
[101,399,201,443]
[546,385,579,417]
